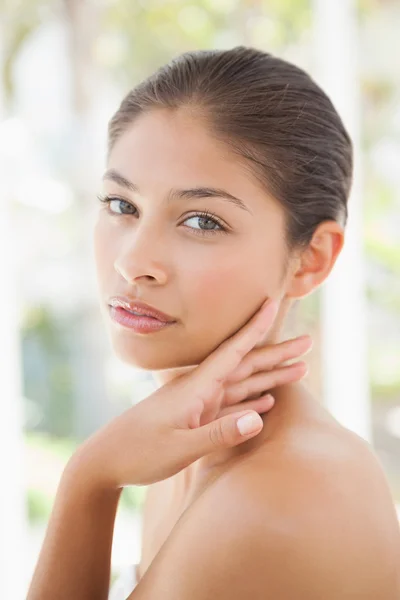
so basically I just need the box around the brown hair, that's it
[108,46,353,249]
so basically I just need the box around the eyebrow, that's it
[102,168,252,214]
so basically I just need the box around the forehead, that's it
[107,108,281,218]
[110,108,226,165]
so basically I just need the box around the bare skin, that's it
[94,106,344,497]
[136,383,400,598]
[135,388,400,599]
[27,105,400,599]
[95,111,399,598]
[27,298,316,600]
[92,108,400,595]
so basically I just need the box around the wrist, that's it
[61,443,121,500]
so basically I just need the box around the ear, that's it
[286,221,345,299]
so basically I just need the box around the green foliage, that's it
[25,432,146,516]
[99,0,311,87]
[26,487,53,523]
[26,484,146,524]
[372,382,400,404]
[25,431,78,462]
[21,306,75,436]
[0,0,55,101]
[364,176,400,278]
[366,237,400,276]
[100,1,226,85]
[120,486,147,511]
[22,305,63,352]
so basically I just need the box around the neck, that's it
[151,376,308,510]
[150,298,295,504]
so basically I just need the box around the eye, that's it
[181,211,227,236]
[96,194,228,236]
[97,194,136,215]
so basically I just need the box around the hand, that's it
[68,299,312,489]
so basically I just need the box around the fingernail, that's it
[237,413,263,436]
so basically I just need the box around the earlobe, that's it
[285,222,345,299]
[286,271,316,299]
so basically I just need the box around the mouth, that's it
[108,305,177,333]
[124,307,156,317]
[108,296,176,323]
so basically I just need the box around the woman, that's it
[27,46,400,599]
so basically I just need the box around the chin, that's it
[111,340,201,371]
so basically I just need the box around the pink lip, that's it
[109,306,176,333]
[108,296,176,323]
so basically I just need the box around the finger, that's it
[217,393,275,418]
[226,334,313,383]
[185,410,264,460]
[224,361,308,406]
[194,298,279,390]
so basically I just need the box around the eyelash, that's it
[96,194,229,237]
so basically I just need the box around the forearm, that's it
[27,459,123,600]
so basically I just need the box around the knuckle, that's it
[241,381,251,399]
[212,375,226,388]
[282,348,297,363]
[278,348,290,362]
[259,370,278,389]
[233,359,252,381]
[257,348,278,371]
[209,377,225,396]
[270,374,279,388]
[225,384,242,405]
[209,421,224,448]
[236,380,250,401]
[244,358,256,377]
[275,346,290,365]
[223,386,234,404]
[275,370,287,384]
[232,342,248,361]
[277,365,298,382]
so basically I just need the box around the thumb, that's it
[187,410,264,459]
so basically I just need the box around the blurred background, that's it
[1,0,400,597]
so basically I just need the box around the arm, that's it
[26,301,310,598]
[26,459,122,600]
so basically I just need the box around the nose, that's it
[113,223,169,285]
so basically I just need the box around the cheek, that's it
[184,241,283,310]
[180,247,275,347]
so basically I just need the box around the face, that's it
[93,108,293,378]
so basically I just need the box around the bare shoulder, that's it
[132,419,400,599]
[217,418,400,596]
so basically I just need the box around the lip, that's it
[108,296,176,323]
[108,306,176,333]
